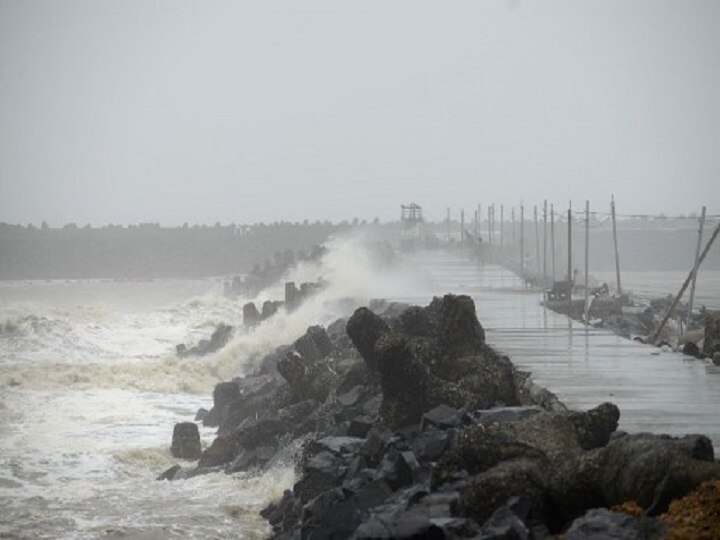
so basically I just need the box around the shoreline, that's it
[160,293,720,538]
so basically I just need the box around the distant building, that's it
[400,203,424,251]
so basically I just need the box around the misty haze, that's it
[1,1,720,539]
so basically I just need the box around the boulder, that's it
[703,312,720,357]
[243,302,261,327]
[170,422,201,460]
[456,457,551,524]
[347,415,374,438]
[435,294,485,360]
[157,464,182,481]
[550,433,720,521]
[564,508,667,540]
[567,402,620,450]
[346,307,391,373]
[294,325,333,361]
[261,300,283,320]
[209,380,240,429]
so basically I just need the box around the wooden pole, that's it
[686,206,707,327]
[551,203,556,282]
[520,204,525,279]
[512,207,516,246]
[611,195,622,296]
[543,200,547,285]
[491,203,495,247]
[446,207,450,242]
[487,204,492,247]
[500,205,504,250]
[474,209,478,244]
[584,200,590,322]
[534,205,541,278]
[567,203,573,316]
[652,222,720,343]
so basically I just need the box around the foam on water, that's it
[0,233,420,538]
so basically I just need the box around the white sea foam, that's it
[0,233,423,539]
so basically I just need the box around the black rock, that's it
[170,422,201,460]
[564,508,667,540]
[567,402,620,450]
[243,302,261,326]
[157,464,182,481]
[194,407,209,422]
[422,404,462,430]
[346,307,391,373]
[338,385,365,407]
[348,415,374,439]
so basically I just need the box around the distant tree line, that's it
[0,220,394,280]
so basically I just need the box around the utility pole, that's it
[686,206,707,327]
[652,222,720,343]
[567,202,573,316]
[512,207,516,247]
[520,204,525,280]
[584,200,590,322]
[550,203,556,282]
[500,205,504,250]
[534,205,541,278]
[446,207,450,242]
[543,200,547,285]
[474,209,478,245]
[611,196,622,296]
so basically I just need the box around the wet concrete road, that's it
[391,251,720,452]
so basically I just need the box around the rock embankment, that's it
[162,294,720,538]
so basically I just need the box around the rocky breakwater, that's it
[161,295,720,538]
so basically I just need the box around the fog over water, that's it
[1,1,719,225]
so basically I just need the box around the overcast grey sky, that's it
[1,0,718,225]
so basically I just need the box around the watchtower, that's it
[400,203,424,251]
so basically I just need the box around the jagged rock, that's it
[373,333,433,428]
[285,281,300,309]
[346,307,391,373]
[473,406,542,426]
[360,428,393,466]
[209,380,240,429]
[550,432,720,521]
[302,487,363,539]
[170,422,201,460]
[567,402,620,450]
[422,404,464,430]
[278,354,337,403]
[479,496,534,539]
[294,325,333,361]
[261,300,283,320]
[198,433,236,468]
[456,457,551,524]
[410,429,450,462]
[348,415,374,438]
[316,436,365,456]
[703,312,720,357]
[354,506,480,539]
[682,341,702,358]
[243,302,261,326]
[294,451,344,503]
[564,508,667,540]
[157,464,182,481]
[433,425,549,490]
[175,323,233,357]
[435,294,485,360]
[194,407,209,422]
[338,385,365,407]
[396,306,435,338]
